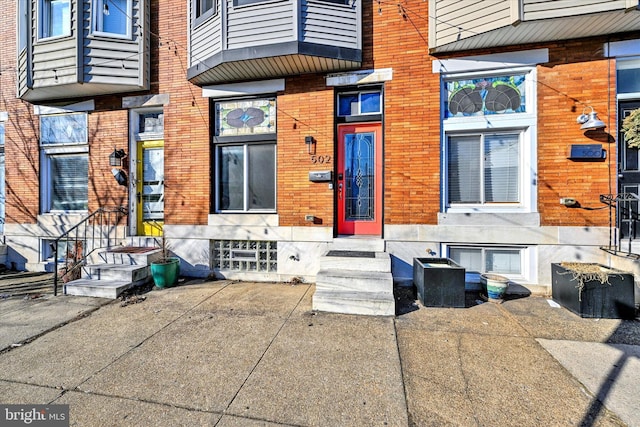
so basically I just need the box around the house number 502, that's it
[311,155,331,164]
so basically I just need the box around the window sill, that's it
[88,33,135,42]
[36,34,73,44]
[438,212,540,227]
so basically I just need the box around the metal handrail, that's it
[600,193,639,255]
[51,206,128,296]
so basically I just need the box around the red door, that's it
[337,123,383,235]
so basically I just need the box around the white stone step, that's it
[82,263,150,282]
[316,269,393,293]
[330,238,385,252]
[312,290,395,316]
[87,248,163,265]
[319,251,391,272]
[64,279,133,299]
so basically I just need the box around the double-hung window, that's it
[442,69,537,213]
[40,113,89,213]
[93,0,131,38]
[448,132,520,205]
[40,0,71,39]
[214,98,277,212]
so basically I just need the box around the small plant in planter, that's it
[149,224,180,289]
[551,262,635,319]
[622,107,640,149]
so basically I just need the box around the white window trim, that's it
[441,67,538,214]
[193,0,217,27]
[39,0,71,40]
[39,111,89,214]
[40,149,89,214]
[91,0,133,39]
[443,243,537,285]
[39,112,89,147]
[131,107,164,141]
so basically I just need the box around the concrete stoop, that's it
[64,247,163,299]
[312,241,395,316]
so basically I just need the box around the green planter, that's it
[150,257,180,288]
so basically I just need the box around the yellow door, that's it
[136,140,164,236]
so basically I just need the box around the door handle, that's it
[137,192,141,203]
[338,183,343,200]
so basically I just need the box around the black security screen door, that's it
[618,101,640,239]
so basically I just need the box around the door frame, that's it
[617,100,640,238]
[336,122,383,236]
[135,140,164,236]
[128,108,165,236]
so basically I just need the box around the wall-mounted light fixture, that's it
[305,136,316,155]
[576,106,606,130]
[109,148,126,167]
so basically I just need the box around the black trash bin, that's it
[413,257,466,308]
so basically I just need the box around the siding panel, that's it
[226,0,295,49]
[190,0,223,67]
[523,0,628,20]
[17,50,28,97]
[302,0,359,48]
[433,0,511,47]
[83,0,144,85]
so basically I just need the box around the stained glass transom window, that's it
[216,98,276,137]
[445,74,526,118]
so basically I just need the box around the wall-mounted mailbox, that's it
[567,144,606,161]
[309,170,332,182]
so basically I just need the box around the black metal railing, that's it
[51,206,128,296]
[600,193,639,256]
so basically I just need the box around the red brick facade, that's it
[0,1,636,247]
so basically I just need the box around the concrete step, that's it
[330,238,385,252]
[82,263,150,282]
[319,251,391,273]
[87,248,163,265]
[316,269,393,293]
[64,278,134,299]
[312,290,395,316]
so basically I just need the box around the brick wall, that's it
[536,39,617,226]
[1,0,38,225]
[277,76,335,227]
[156,0,211,225]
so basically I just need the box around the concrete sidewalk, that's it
[0,279,638,426]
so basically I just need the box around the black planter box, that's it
[413,258,466,308]
[551,263,636,320]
